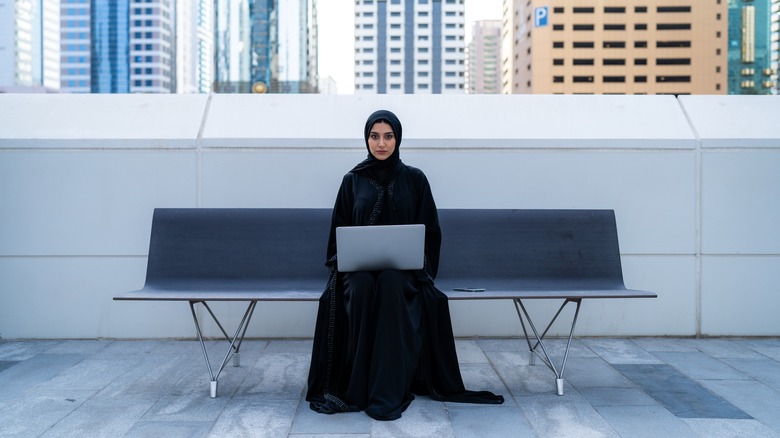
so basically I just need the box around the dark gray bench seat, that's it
[114,208,656,397]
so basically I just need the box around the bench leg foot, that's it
[210,380,218,398]
[233,352,240,367]
[556,378,564,396]
[529,351,536,366]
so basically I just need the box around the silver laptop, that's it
[336,224,425,272]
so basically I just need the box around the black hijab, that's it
[350,109,403,184]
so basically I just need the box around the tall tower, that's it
[61,0,91,93]
[128,0,176,93]
[502,0,728,95]
[727,0,778,94]
[0,0,60,92]
[468,19,502,93]
[214,0,318,93]
[354,0,467,94]
[177,0,214,93]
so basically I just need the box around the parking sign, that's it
[534,6,549,27]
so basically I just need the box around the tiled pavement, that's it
[1,337,779,437]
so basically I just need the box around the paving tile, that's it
[458,362,514,405]
[653,351,747,380]
[0,360,19,373]
[700,379,780,431]
[484,350,562,396]
[595,405,696,438]
[39,339,112,355]
[578,387,658,407]
[684,338,767,359]
[448,405,535,438]
[519,394,619,437]
[264,339,310,354]
[40,395,156,438]
[43,356,145,391]
[455,339,489,363]
[564,357,635,389]
[0,389,96,437]
[682,418,780,438]
[582,338,663,364]
[632,338,700,352]
[289,398,371,435]
[475,337,526,353]
[207,396,299,438]
[720,358,780,391]
[614,364,751,419]
[125,421,213,438]
[0,340,61,361]
[370,397,453,438]
[0,353,86,402]
[142,394,230,422]
[236,351,309,399]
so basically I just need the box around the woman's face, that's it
[367,121,396,160]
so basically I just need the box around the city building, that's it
[354,0,467,94]
[468,19,502,93]
[214,0,318,93]
[0,0,61,92]
[128,0,175,93]
[60,0,91,93]
[501,0,728,94]
[727,0,779,94]
[61,0,176,94]
[176,0,214,93]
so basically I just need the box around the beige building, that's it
[468,20,503,93]
[501,0,728,94]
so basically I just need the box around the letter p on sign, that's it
[534,6,549,27]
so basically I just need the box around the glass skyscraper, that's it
[214,0,318,93]
[728,0,779,94]
[91,0,130,93]
[0,0,61,92]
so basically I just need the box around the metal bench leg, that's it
[513,298,582,396]
[189,300,258,398]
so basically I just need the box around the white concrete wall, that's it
[0,93,778,339]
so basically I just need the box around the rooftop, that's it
[1,337,779,437]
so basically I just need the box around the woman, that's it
[306,110,504,421]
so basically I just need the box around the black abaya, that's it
[305,110,503,421]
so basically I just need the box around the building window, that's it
[553,41,564,48]
[553,76,564,83]
[635,23,648,30]
[573,58,594,65]
[657,58,691,65]
[553,7,564,13]
[657,41,691,48]
[656,76,691,83]
[634,76,647,83]
[573,24,595,31]
[634,58,648,65]
[603,41,625,48]
[553,58,564,65]
[553,24,564,31]
[635,41,648,48]
[573,76,594,82]
[657,23,691,30]
[635,6,647,13]
[604,7,625,13]
[573,42,594,48]
[573,7,594,13]
[657,6,691,13]
[603,76,625,83]
[604,24,625,30]
[603,58,625,65]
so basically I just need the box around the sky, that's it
[317,0,503,94]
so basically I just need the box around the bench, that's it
[114,208,656,397]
